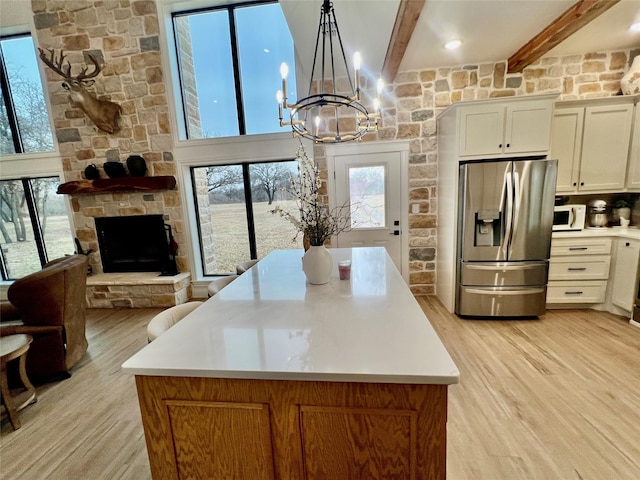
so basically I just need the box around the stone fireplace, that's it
[30,0,194,307]
[94,214,178,275]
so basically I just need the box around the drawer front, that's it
[550,238,612,256]
[457,286,547,317]
[548,255,611,280]
[460,261,548,287]
[546,281,607,304]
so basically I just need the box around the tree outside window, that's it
[0,35,73,280]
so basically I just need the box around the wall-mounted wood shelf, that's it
[57,176,177,194]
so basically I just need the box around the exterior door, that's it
[327,142,408,279]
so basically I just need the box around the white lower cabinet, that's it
[547,237,612,306]
[610,238,640,312]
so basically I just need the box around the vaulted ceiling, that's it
[281,0,640,85]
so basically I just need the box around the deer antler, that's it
[38,48,100,82]
[38,48,72,80]
[76,54,101,81]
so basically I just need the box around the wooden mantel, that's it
[57,176,176,194]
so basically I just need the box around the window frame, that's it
[190,156,300,277]
[171,0,290,140]
[0,32,55,155]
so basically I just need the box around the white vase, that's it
[621,56,640,96]
[302,245,333,284]
[618,207,631,221]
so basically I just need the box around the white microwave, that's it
[553,204,586,231]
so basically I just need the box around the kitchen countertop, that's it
[553,226,640,241]
[122,247,460,385]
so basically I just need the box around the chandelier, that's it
[277,0,383,143]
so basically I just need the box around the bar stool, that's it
[1,334,37,430]
[207,275,238,297]
[236,259,259,274]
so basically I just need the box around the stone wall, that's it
[32,0,187,275]
[315,48,638,295]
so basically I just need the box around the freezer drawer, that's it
[459,261,548,287]
[457,286,547,317]
[548,255,611,281]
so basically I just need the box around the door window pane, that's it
[348,166,386,228]
[235,3,296,135]
[249,161,300,258]
[1,35,54,153]
[0,177,74,280]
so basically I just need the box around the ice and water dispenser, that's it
[474,209,502,246]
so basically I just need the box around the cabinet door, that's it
[626,105,640,190]
[550,108,583,192]
[611,239,640,312]
[578,104,633,191]
[505,101,553,155]
[458,105,505,156]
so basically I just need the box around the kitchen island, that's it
[122,247,459,480]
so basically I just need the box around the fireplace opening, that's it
[95,215,178,275]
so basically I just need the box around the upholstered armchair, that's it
[0,254,89,382]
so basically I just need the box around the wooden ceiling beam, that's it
[382,0,426,84]
[508,0,621,74]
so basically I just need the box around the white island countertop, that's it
[122,247,459,385]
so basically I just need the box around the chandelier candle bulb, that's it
[276,90,284,121]
[280,62,288,104]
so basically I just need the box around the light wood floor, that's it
[1,300,639,480]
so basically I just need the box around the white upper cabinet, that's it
[550,108,583,192]
[580,104,633,191]
[458,98,553,158]
[551,96,637,193]
[627,105,640,190]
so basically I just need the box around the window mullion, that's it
[228,7,246,135]
[22,179,48,266]
[0,45,24,153]
[242,164,257,259]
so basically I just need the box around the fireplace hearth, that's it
[95,215,178,275]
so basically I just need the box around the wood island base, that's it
[135,375,448,480]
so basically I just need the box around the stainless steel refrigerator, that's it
[456,158,557,317]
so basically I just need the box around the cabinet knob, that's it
[506,143,510,148]
[498,144,502,148]
[573,182,577,186]
[580,182,584,186]
[626,242,630,247]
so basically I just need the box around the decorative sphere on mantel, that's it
[621,56,640,96]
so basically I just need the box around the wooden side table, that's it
[1,334,37,430]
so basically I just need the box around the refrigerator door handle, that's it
[502,171,513,256]
[464,288,546,296]
[511,171,521,244]
[466,264,542,271]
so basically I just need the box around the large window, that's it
[0,34,54,154]
[192,160,303,275]
[0,177,75,280]
[173,1,296,139]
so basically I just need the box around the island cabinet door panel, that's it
[298,405,417,479]
[135,376,448,480]
[165,400,275,480]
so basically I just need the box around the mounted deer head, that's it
[38,48,122,134]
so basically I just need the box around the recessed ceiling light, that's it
[630,22,640,32]
[444,39,462,50]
